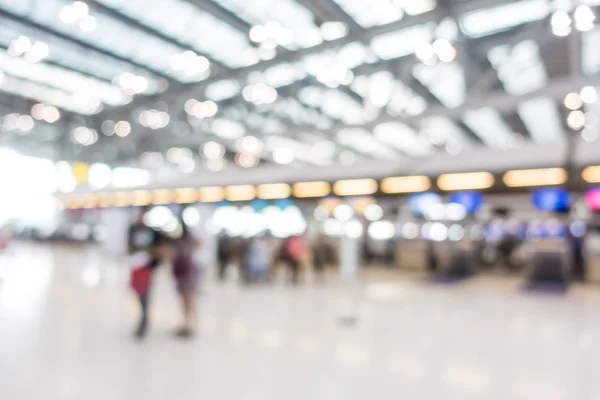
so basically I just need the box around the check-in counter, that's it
[585,234,600,283]
[528,239,572,283]
[396,239,431,271]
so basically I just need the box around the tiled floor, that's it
[2,243,600,399]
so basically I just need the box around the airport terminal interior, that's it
[4,0,600,398]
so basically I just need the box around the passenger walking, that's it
[281,235,306,285]
[128,207,166,340]
[172,221,202,338]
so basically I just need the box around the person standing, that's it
[128,207,166,340]
[172,221,202,338]
[217,234,232,281]
[281,235,306,285]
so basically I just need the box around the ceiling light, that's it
[583,166,600,183]
[179,158,196,174]
[101,120,115,136]
[581,86,598,104]
[171,51,211,79]
[115,120,131,137]
[238,135,263,154]
[293,181,331,198]
[551,11,572,36]
[257,183,291,200]
[191,100,218,118]
[203,141,226,160]
[25,41,49,62]
[249,25,266,43]
[225,185,256,202]
[381,175,431,193]
[333,179,378,196]
[206,158,226,172]
[415,42,435,63]
[504,168,567,187]
[575,5,596,32]
[235,152,259,168]
[17,115,34,133]
[567,110,586,130]
[273,148,295,165]
[31,103,45,120]
[79,15,96,32]
[320,21,349,41]
[59,5,78,24]
[364,204,384,222]
[432,39,456,63]
[243,83,278,105]
[564,92,582,110]
[43,106,60,123]
[70,126,98,146]
[437,172,494,191]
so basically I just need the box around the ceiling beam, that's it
[104,0,513,116]
[296,0,363,32]
[0,6,178,82]
[183,0,251,33]
[86,0,229,72]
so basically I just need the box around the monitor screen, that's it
[531,188,569,212]
[449,191,483,214]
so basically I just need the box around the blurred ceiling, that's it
[0,0,600,175]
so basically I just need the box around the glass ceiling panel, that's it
[331,0,404,28]
[205,79,241,102]
[0,19,143,85]
[1,75,99,114]
[0,51,130,108]
[518,98,564,143]
[582,28,600,76]
[370,25,434,60]
[22,0,190,79]
[212,0,322,49]
[459,0,550,38]
[337,128,397,159]
[463,107,513,148]
[97,0,253,68]
[488,40,547,96]
[374,122,433,156]
[413,62,466,108]
[332,0,436,28]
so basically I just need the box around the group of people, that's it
[128,207,339,341]
[217,234,337,285]
[128,207,201,340]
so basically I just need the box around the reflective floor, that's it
[2,244,600,399]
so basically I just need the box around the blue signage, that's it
[408,192,442,216]
[531,188,569,212]
[449,191,483,214]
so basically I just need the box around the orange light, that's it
[198,186,225,202]
[381,175,431,194]
[333,179,378,196]
[152,189,175,205]
[257,183,291,199]
[350,197,376,214]
[225,185,256,202]
[114,191,131,207]
[438,172,494,191]
[582,166,600,183]
[293,181,331,198]
[503,168,567,187]
[131,190,152,206]
[175,188,198,204]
